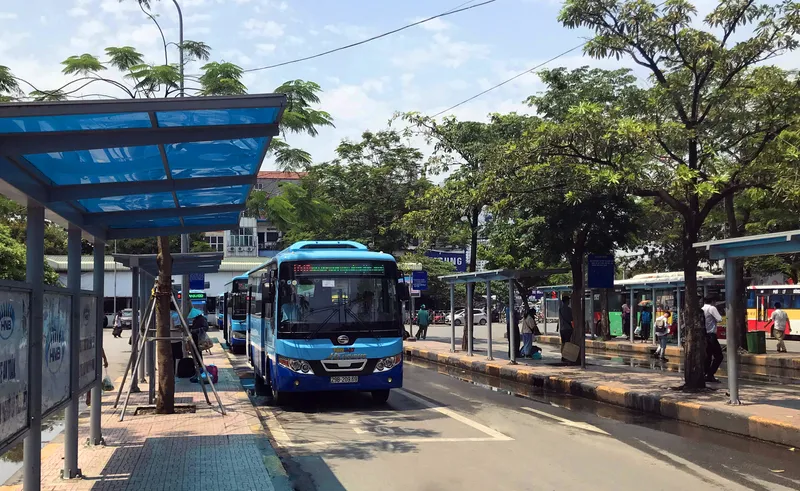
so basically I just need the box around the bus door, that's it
[262,269,276,356]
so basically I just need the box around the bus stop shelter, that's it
[696,230,800,405]
[439,268,567,364]
[0,94,286,490]
[113,253,223,403]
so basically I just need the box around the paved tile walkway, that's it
[2,344,284,491]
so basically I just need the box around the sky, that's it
[1,0,798,170]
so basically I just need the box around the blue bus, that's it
[247,241,408,405]
[224,275,249,353]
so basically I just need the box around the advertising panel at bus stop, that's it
[78,295,97,391]
[42,292,71,414]
[0,287,30,450]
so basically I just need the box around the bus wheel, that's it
[253,374,269,396]
[270,384,286,406]
[371,390,390,404]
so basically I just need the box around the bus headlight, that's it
[278,356,312,374]
[374,354,402,372]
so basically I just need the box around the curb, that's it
[404,346,800,448]
[534,335,800,369]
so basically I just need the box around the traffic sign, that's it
[189,272,205,290]
[412,271,428,291]
[587,254,615,289]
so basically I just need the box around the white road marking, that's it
[257,406,292,444]
[521,406,609,435]
[285,437,509,448]
[352,427,369,434]
[396,388,513,441]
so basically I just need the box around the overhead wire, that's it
[242,0,496,73]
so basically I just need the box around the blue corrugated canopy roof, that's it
[695,230,800,260]
[0,94,286,241]
[439,268,568,284]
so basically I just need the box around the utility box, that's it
[746,331,766,355]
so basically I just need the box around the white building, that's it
[204,171,306,258]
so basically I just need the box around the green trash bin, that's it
[746,331,766,354]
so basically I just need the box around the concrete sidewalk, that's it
[404,338,800,448]
[1,342,290,491]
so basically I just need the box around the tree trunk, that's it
[155,236,175,414]
[461,209,480,351]
[600,288,611,340]
[724,194,747,352]
[682,224,706,389]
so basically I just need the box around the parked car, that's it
[446,308,488,326]
[120,308,133,329]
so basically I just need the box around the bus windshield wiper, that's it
[343,306,379,339]
[304,305,339,340]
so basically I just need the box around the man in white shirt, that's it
[770,302,789,353]
[701,297,723,383]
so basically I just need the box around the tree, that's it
[538,0,800,388]
[0,66,21,101]
[0,224,60,285]
[154,235,174,413]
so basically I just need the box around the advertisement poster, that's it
[0,289,29,447]
[42,292,70,414]
[78,296,97,391]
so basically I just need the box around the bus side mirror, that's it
[397,283,410,302]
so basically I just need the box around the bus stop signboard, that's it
[588,254,615,289]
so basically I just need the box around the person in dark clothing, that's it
[558,295,574,362]
[702,297,723,382]
[190,314,209,360]
[639,306,652,343]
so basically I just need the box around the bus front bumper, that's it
[229,330,247,346]
[274,363,403,392]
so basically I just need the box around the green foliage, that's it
[0,223,61,285]
[0,65,20,99]
[276,80,335,138]
[105,46,145,71]
[61,54,107,76]
[199,62,246,96]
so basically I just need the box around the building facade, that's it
[204,171,307,258]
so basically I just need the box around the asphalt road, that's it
[239,355,800,491]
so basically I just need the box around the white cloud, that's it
[286,35,304,45]
[413,17,450,32]
[242,19,285,38]
[323,24,372,41]
[256,43,276,54]
[186,13,213,23]
[68,7,88,17]
[220,49,253,66]
[392,33,489,69]
[186,27,211,36]
[0,12,18,20]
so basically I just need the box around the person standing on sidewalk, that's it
[702,297,723,383]
[415,304,430,340]
[771,302,789,353]
[112,310,122,338]
[653,309,670,361]
[521,310,536,358]
[622,302,631,337]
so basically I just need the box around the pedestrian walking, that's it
[112,310,122,338]
[85,349,109,407]
[622,302,631,337]
[653,309,670,360]
[771,302,789,353]
[702,297,723,383]
[415,304,430,340]
[558,295,573,362]
[639,306,652,343]
[521,310,536,358]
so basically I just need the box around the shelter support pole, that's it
[588,289,595,339]
[147,274,156,404]
[725,259,741,405]
[508,279,516,364]
[90,241,104,446]
[130,267,140,393]
[63,224,82,479]
[138,272,147,383]
[410,296,415,338]
[652,287,656,345]
[486,281,493,361]
[466,283,473,356]
[543,297,547,335]
[23,203,45,491]
[676,287,682,347]
[629,289,635,343]
[181,235,189,315]
[449,284,455,353]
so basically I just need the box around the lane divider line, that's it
[521,407,609,435]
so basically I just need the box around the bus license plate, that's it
[330,376,358,384]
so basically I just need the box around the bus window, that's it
[746,290,756,309]
[792,294,800,309]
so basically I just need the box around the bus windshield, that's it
[277,260,400,338]
[229,278,248,320]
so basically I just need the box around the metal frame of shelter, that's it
[439,269,568,364]
[695,229,800,405]
[0,94,286,490]
[112,253,223,403]
[541,272,725,347]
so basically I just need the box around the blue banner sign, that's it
[587,254,615,289]
[189,272,205,290]
[424,250,467,273]
[412,271,428,291]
